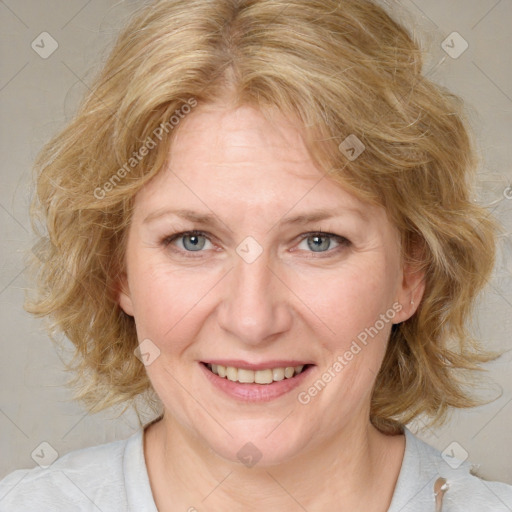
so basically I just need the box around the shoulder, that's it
[388,428,512,512]
[0,432,138,511]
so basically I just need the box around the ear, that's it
[117,271,134,317]
[393,243,426,324]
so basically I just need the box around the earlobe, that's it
[393,265,426,324]
[392,235,427,323]
[117,273,134,316]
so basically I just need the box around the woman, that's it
[0,0,511,510]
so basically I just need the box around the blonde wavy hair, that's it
[26,0,498,433]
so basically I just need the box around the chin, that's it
[198,420,310,468]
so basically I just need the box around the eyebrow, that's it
[143,208,226,227]
[279,207,368,225]
[143,207,368,228]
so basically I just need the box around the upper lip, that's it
[202,360,314,371]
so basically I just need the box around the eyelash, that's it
[161,230,351,258]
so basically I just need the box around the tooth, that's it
[226,366,238,382]
[255,369,273,384]
[238,368,255,383]
[209,364,307,383]
[272,367,285,381]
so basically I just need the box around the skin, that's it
[118,103,425,511]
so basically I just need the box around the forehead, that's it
[133,104,382,223]
[171,104,320,177]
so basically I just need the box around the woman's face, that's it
[119,104,421,465]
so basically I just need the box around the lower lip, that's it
[199,363,314,402]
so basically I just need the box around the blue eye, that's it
[298,233,349,253]
[163,231,212,252]
[181,233,207,251]
[306,234,331,252]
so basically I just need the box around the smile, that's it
[200,361,314,402]
[205,363,308,384]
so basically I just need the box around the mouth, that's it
[199,361,315,402]
[203,362,312,384]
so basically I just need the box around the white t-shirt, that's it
[0,427,511,511]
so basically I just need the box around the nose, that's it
[216,248,293,346]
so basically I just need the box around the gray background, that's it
[0,0,511,488]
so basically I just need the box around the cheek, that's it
[293,258,398,345]
[295,268,398,412]
[128,259,218,347]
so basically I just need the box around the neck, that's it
[144,414,405,511]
